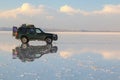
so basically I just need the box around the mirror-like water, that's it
[0,31,120,80]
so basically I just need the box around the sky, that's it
[0,0,120,31]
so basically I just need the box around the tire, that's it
[21,43,29,49]
[21,37,29,44]
[50,46,58,53]
[45,38,52,44]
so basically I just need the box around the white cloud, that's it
[0,3,45,18]
[59,4,120,15]
[101,51,120,60]
[0,3,120,19]
[0,43,16,52]
[0,3,120,31]
[59,5,88,15]
[60,51,72,59]
[19,3,45,15]
[60,49,120,60]
[0,3,120,18]
[60,5,79,15]
[92,4,120,15]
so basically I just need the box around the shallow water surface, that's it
[0,31,120,80]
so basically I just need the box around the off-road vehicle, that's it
[13,24,58,44]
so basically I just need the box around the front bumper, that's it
[53,35,58,40]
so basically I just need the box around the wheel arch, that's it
[20,35,28,39]
[45,37,53,44]
[44,36,52,40]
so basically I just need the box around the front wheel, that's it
[21,37,29,44]
[45,38,52,44]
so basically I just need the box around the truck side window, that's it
[19,27,27,34]
[36,28,42,33]
[28,28,35,34]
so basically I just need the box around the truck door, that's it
[27,28,36,39]
[35,28,45,40]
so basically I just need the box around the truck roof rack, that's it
[27,24,35,28]
[20,24,35,28]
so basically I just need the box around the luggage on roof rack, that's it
[20,24,26,27]
[27,24,35,28]
[20,24,35,28]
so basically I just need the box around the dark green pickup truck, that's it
[13,24,58,44]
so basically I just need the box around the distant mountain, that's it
[0,27,12,31]
[0,27,120,32]
[0,27,81,32]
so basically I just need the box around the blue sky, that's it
[0,0,120,10]
[0,0,120,31]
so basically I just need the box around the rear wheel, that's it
[21,37,29,44]
[45,38,52,44]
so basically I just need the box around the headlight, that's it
[53,34,57,37]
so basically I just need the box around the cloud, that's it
[59,5,88,15]
[19,3,45,15]
[92,4,120,15]
[0,3,120,18]
[101,51,120,60]
[60,48,120,60]
[0,3,120,31]
[59,4,120,15]
[0,3,120,19]
[0,3,45,18]
[60,51,72,59]
[0,43,16,52]
[60,5,79,15]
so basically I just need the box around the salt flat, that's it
[0,31,120,80]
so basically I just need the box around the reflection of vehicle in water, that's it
[12,44,58,62]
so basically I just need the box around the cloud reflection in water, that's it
[60,48,120,60]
